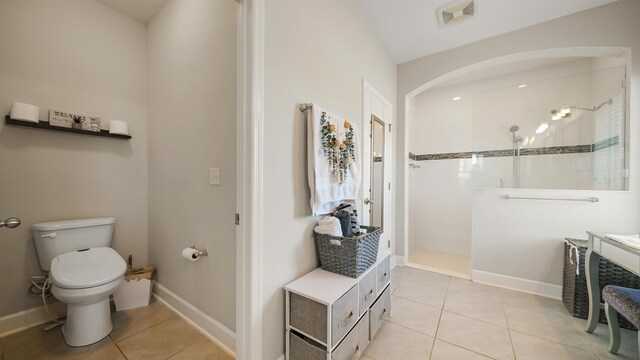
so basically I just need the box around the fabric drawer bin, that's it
[376,255,390,292]
[331,285,359,346]
[290,292,328,343]
[332,313,370,360]
[369,285,391,340]
[563,238,640,330]
[289,285,359,348]
[314,226,381,278]
[289,330,326,360]
[358,270,377,316]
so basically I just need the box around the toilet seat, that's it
[50,247,126,289]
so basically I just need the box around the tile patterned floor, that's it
[0,301,233,360]
[363,265,639,360]
[2,266,638,359]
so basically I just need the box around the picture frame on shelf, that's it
[49,110,101,132]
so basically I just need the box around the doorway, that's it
[362,80,394,255]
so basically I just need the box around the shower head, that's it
[509,125,521,143]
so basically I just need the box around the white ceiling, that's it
[96,0,170,23]
[356,0,618,64]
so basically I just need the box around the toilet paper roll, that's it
[10,102,40,123]
[109,120,129,135]
[181,247,200,262]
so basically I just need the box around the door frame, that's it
[236,0,264,358]
[362,79,394,256]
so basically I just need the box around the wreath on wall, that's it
[320,111,356,183]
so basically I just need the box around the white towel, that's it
[307,103,361,215]
[314,216,342,237]
[563,239,581,275]
[606,234,640,250]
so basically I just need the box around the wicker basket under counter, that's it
[563,238,640,330]
[314,226,381,278]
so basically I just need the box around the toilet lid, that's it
[50,247,126,289]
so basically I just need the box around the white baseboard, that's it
[471,270,562,300]
[276,355,285,360]
[0,301,66,337]
[409,262,470,279]
[391,255,406,268]
[153,283,236,358]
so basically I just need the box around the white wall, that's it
[262,0,396,358]
[397,0,640,290]
[0,0,148,317]
[147,0,237,332]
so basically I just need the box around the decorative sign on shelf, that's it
[49,110,101,132]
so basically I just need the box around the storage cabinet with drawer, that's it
[285,252,392,360]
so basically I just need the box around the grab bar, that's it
[505,194,599,203]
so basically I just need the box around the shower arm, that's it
[570,98,612,112]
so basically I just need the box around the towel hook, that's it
[0,217,21,229]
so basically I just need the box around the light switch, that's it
[209,167,220,186]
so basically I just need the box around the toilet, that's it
[31,217,126,347]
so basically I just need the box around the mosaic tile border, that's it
[593,135,620,151]
[409,136,619,161]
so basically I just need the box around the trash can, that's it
[113,266,156,312]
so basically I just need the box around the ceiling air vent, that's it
[437,0,475,27]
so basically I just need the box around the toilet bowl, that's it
[50,247,126,346]
[31,218,126,347]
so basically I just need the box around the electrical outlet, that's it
[209,167,220,186]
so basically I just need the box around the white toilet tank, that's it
[31,217,116,271]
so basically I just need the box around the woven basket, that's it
[314,226,381,278]
[563,238,640,330]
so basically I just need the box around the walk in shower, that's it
[407,56,627,277]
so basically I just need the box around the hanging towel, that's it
[606,234,640,250]
[307,103,361,215]
[314,216,342,237]
[563,239,581,275]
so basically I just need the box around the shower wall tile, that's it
[410,151,596,190]
[476,149,515,158]
[519,145,591,156]
[409,142,608,162]
[409,159,472,256]
[415,152,473,161]
[412,89,472,154]
[593,135,619,151]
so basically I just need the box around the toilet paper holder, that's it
[190,246,208,257]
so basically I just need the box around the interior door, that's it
[362,80,392,253]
